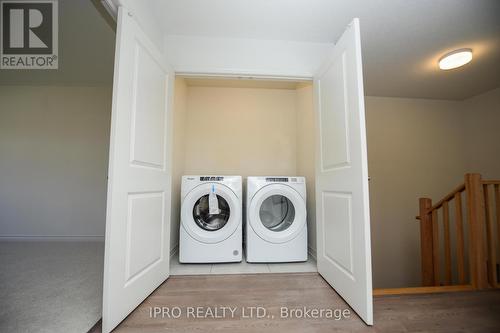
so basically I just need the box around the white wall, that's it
[112,0,164,52]
[164,35,332,78]
[0,86,112,239]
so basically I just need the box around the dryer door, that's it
[181,183,240,244]
[249,184,306,244]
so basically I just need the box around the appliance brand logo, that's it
[1,0,58,69]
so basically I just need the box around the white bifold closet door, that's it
[102,6,174,333]
[314,18,373,325]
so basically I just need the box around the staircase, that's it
[416,173,500,289]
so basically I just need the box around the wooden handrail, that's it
[416,173,500,290]
[427,183,465,213]
[415,183,466,219]
[482,180,500,185]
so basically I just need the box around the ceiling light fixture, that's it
[439,48,473,70]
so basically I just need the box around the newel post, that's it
[419,198,435,286]
[464,173,488,289]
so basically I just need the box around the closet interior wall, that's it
[170,77,316,256]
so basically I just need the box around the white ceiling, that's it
[0,0,115,86]
[1,1,498,100]
[151,0,500,100]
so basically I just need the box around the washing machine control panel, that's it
[200,176,224,181]
[261,177,304,183]
[184,176,225,181]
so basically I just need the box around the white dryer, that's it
[180,175,242,263]
[246,177,307,262]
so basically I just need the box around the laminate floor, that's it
[92,273,500,333]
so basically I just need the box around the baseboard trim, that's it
[373,284,474,296]
[0,235,105,241]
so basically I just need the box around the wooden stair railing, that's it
[482,179,500,289]
[416,173,500,290]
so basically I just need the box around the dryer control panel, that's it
[265,177,288,182]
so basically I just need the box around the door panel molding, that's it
[314,18,373,325]
[102,6,174,333]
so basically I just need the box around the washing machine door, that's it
[249,184,306,244]
[181,183,241,244]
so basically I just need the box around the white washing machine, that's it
[246,176,307,262]
[180,175,242,263]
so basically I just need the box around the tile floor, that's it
[170,252,317,275]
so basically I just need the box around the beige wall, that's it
[170,78,188,250]
[0,86,112,238]
[183,86,298,176]
[365,96,467,288]
[172,79,317,252]
[461,87,500,179]
[296,84,316,256]
[365,88,500,288]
